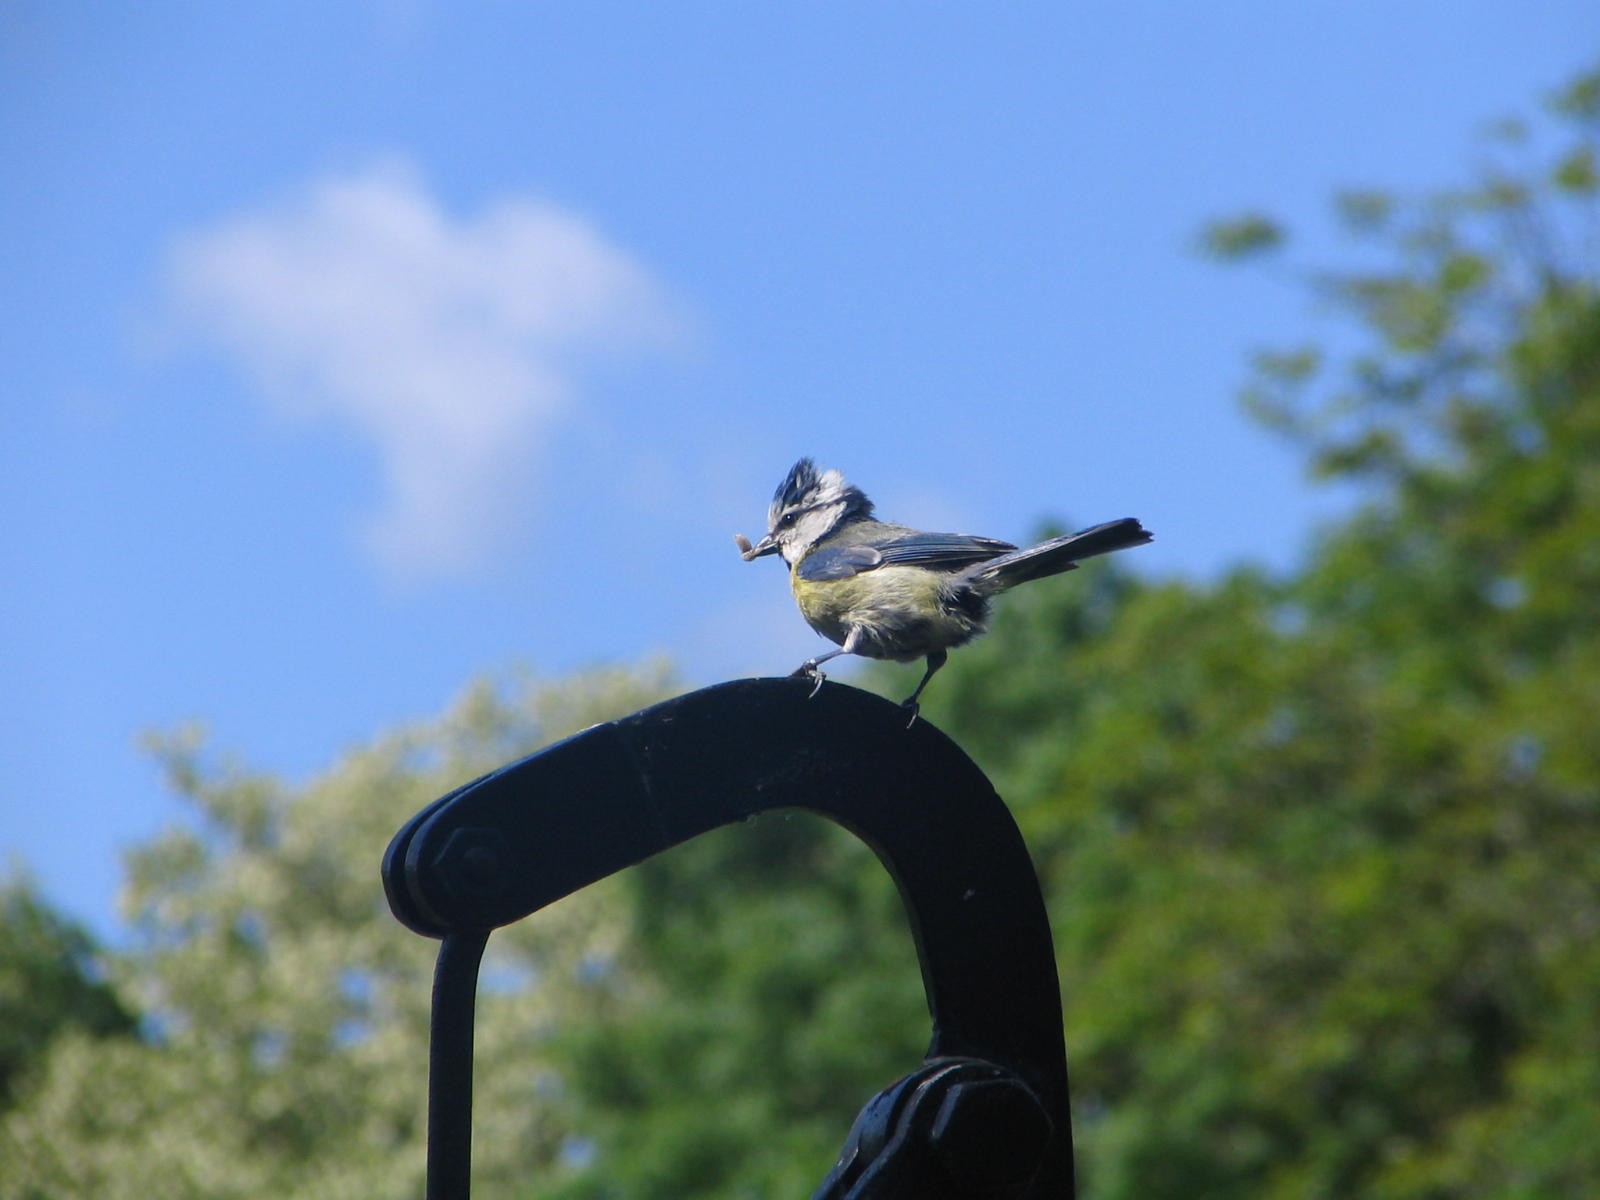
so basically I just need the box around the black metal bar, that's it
[427,928,489,1200]
[386,677,1075,1198]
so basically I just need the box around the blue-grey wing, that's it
[873,532,1016,570]
[796,532,1015,581]
[795,544,885,581]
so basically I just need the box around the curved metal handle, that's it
[384,677,1074,1198]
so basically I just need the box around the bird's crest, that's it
[769,458,874,529]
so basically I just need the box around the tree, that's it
[547,65,1600,1198]
[0,665,674,1200]
[915,65,1600,1197]
[540,811,930,1200]
[0,870,136,1112]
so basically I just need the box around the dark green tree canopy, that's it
[0,870,136,1112]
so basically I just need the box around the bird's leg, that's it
[791,628,864,697]
[900,649,948,724]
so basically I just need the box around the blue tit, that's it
[735,458,1152,713]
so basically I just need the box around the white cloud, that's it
[168,159,676,577]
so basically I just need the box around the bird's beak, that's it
[734,532,780,561]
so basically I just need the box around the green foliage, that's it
[0,870,136,1111]
[548,61,1600,1193]
[1334,189,1396,234]
[1197,213,1286,261]
[542,817,927,1199]
[920,64,1598,1198]
[878,62,1599,1199]
[1548,66,1600,124]
[0,665,675,1200]
[1233,67,1600,495]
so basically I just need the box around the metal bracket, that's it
[382,676,1074,1198]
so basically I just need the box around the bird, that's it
[734,458,1153,716]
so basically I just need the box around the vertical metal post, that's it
[428,929,489,1200]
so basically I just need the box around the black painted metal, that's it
[427,930,488,1200]
[383,676,1074,1198]
[808,1057,1055,1199]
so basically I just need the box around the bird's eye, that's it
[777,511,798,529]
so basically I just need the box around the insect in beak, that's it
[735,533,780,561]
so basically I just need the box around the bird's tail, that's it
[961,517,1152,594]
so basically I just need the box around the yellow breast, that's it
[790,566,962,662]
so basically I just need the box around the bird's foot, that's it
[790,662,828,698]
[900,699,921,728]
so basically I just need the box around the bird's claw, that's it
[791,662,827,698]
[900,699,921,728]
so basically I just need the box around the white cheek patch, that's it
[792,505,841,548]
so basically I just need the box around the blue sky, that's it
[3,3,1595,940]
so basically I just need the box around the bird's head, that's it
[737,458,874,566]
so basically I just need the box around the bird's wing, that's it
[874,532,1016,569]
[795,533,1015,581]
[794,544,885,581]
